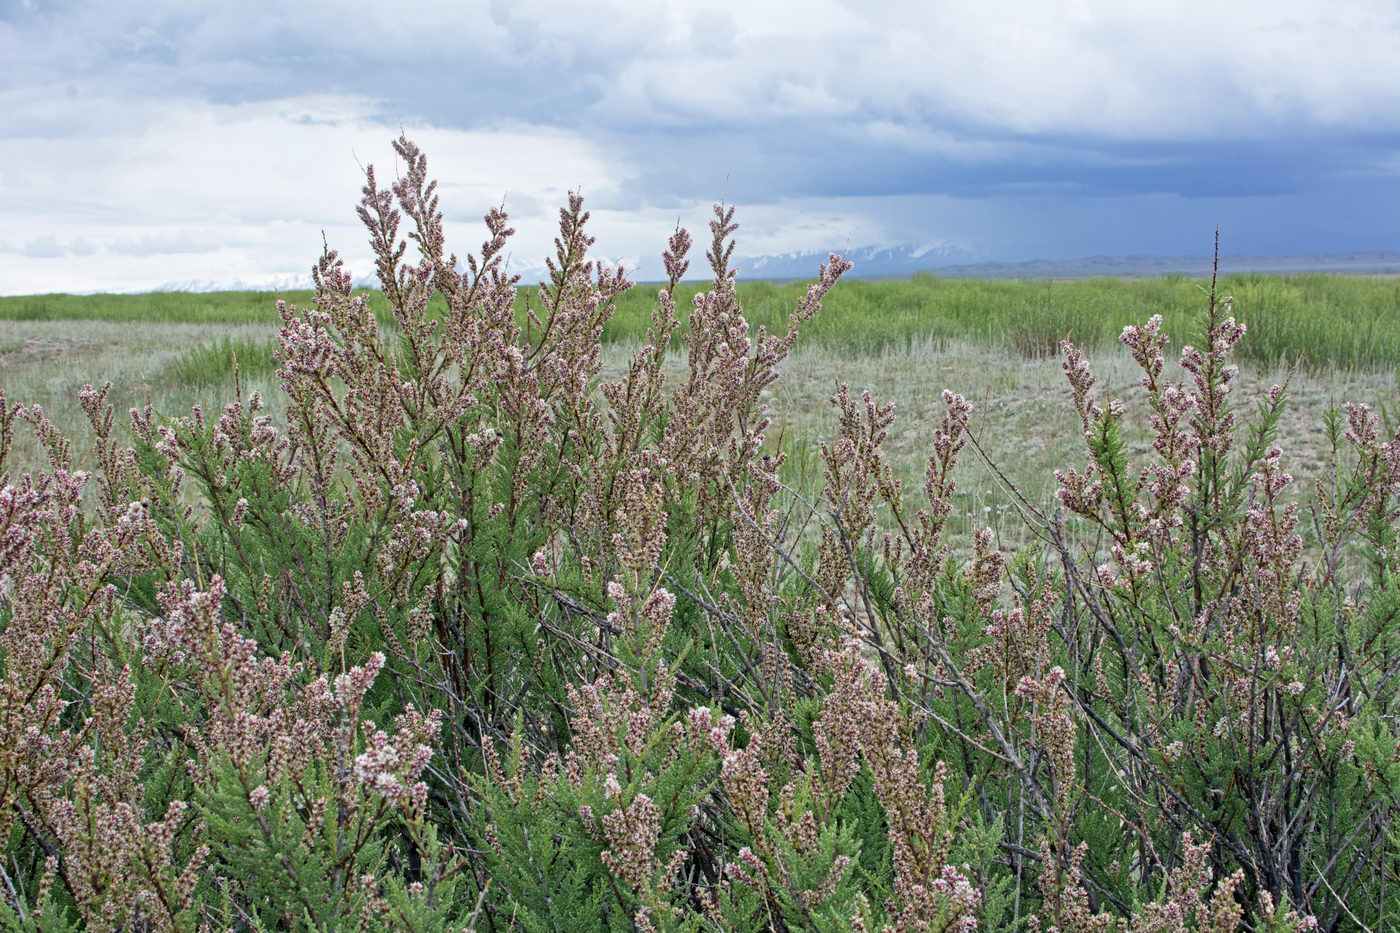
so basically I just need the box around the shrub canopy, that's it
[0,138,1391,931]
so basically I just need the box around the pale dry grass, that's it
[0,320,283,475]
[3,320,1394,546]
[756,338,1397,546]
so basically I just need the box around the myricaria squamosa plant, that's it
[0,137,1391,930]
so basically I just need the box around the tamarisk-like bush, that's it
[0,137,1393,931]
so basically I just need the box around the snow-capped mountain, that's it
[136,249,1400,293]
[148,274,323,293]
[734,242,978,280]
[145,257,630,293]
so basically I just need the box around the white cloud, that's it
[0,93,632,293]
[583,0,1400,138]
[0,85,926,293]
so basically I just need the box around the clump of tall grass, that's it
[163,335,279,387]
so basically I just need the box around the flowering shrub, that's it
[0,137,1391,930]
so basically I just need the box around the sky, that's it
[3,0,1400,293]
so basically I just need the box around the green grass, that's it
[0,291,316,325]
[165,335,280,388]
[5,272,1400,369]
[649,273,1400,369]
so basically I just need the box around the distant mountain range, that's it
[146,249,1400,293]
[733,243,976,279]
[738,248,1400,281]
[149,274,352,293]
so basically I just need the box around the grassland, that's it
[6,271,1400,368]
[4,273,1394,547]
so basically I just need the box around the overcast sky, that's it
[3,0,1400,293]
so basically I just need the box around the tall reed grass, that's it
[7,271,1400,369]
